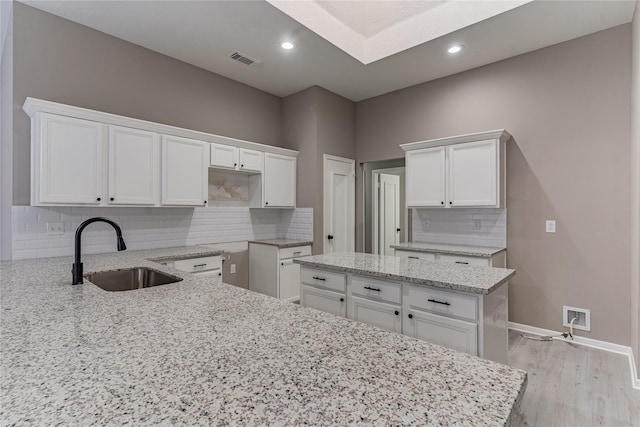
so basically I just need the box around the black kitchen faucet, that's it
[71,217,126,285]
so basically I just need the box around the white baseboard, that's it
[509,322,640,390]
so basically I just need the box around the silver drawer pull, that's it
[364,286,381,292]
[455,261,469,265]
[408,256,419,259]
[193,263,207,268]
[428,298,451,306]
[312,276,326,281]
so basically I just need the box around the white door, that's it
[404,310,478,356]
[323,155,355,254]
[448,140,497,207]
[279,259,300,302]
[300,285,346,317]
[161,135,208,206]
[349,296,402,333]
[405,146,446,207]
[378,173,400,256]
[210,143,238,170]
[238,148,263,173]
[108,125,159,205]
[263,153,296,207]
[38,113,103,204]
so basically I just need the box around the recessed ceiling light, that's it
[447,44,464,54]
[281,41,294,50]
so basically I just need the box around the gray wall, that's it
[0,2,13,260]
[631,0,640,373]
[11,3,283,205]
[355,25,632,346]
[283,86,355,254]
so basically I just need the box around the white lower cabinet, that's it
[394,250,436,261]
[249,243,311,301]
[394,249,505,268]
[349,296,402,334]
[300,284,346,317]
[404,310,478,355]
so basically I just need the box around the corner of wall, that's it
[631,0,640,375]
[0,3,13,260]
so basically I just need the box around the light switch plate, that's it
[545,220,556,233]
[230,264,236,274]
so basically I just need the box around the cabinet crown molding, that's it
[22,97,298,158]
[400,129,511,151]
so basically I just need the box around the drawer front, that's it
[405,309,478,356]
[173,256,222,273]
[280,245,312,260]
[351,275,402,304]
[301,268,346,292]
[395,250,436,261]
[350,296,402,334]
[408,285,478,322]
[438,254,490,266]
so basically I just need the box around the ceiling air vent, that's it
[229,51,263,68]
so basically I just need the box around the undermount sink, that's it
[85,267,183,292]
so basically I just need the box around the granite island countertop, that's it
[249,238,313,248]
[1,247,526,426]
[295,252,515,295]
[391,242,506,258]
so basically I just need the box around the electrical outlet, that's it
[545,220,556,233]
[230,264,236,274]
[563,305,591,331]
[46,222,64,235]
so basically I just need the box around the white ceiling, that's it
[21,0,637,102]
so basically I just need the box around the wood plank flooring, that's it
[509,330,640,426]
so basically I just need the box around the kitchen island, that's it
[1,247,526,425]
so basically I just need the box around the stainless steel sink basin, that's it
[85,267,183,292]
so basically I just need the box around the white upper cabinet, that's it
[210,143,263,173]
[108,126,159,205]
[402,130,509,209]
[33,113,104,205]
[406,146,445,207]
[161,135,208,206]
[262,153,296,208]
[448,140,497,207]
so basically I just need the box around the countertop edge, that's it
[390,244,506,257]
[249,240,314,248]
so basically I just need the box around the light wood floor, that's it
[509,330,640,426]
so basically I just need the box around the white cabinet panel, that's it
[438,254,490,267]
[351,275,402,304]
[210,143,238,170]
[239,148,263,173]
[448,140,497,207]
[108,125,159,205]
[404,310,478,355]
[279,260,300,301]
[349,296,402,334]
[263,153,296,207]
[395,250,436,261]
[300,268,346,292]
[161,135,208,206]
[406,146,446,207]
[36,113,103,205]
[300,284,346,317]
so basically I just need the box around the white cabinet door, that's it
[279,259,300,301]
[36,113,103,205]
[239,148,263,173]
[210,143,238,170]
[395,250,436,261]
[448,140,497,207]
[404,310,478,356]
[300,284,346,317]
[161,135,208,206]
[263,153,296,207]
[349,296,402,333]
[406,146,445,207]
[108,125,159,205]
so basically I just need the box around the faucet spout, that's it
[72,217,126,285]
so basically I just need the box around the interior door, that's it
[323,155,355,254]
[378,173,400,256]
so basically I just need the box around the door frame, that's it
[323,154,356,254]
[371,167,405,255]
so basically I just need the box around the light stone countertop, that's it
[249,239,314,248]
[1,246,526,426]
[295,252,515,295]
[391,242,506,257]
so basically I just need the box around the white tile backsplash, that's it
[11,206,313,260]
[412,208,506,247]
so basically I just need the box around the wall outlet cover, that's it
[230,264,236,274]
[563,305,591,331]
[545,220,556,233]
[46,222,64,235]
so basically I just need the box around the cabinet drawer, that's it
[438,254,490,266]
[405,309,478,356]
[279,245,312,260]
[173,256,222,273]
[350,296,402,334]
[300,284,346,317]
[301,268,346,292]
[408,285,478,322]
[351,275,401,304]
[395,250,436,261]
